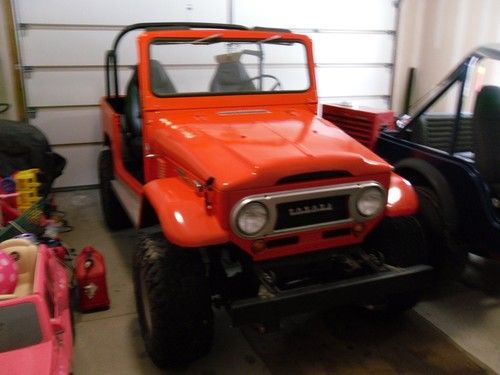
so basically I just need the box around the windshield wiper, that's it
[257,35,282,44]
[192,33,221,44]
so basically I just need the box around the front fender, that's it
[385,172,418,217]
[143,178,229,247]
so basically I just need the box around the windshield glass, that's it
[149,38,310,96]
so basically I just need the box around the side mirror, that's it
[396,114,412,129]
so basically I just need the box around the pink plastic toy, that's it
[0,250,17,294]
[0,239,73,374]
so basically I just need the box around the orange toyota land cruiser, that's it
[99,23,432,368]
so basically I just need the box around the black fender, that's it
[393,158,458,228]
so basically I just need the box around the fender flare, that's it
[140,178,229,247]
[385,172,419,217]
[394,158,458,226]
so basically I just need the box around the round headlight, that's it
[356,187,384,217]
[236,202,269,236]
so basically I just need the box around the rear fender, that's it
[385,172,418,217]
[141,178,229,247]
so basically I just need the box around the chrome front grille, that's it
[231,181,385,239]
[274,195,349,230]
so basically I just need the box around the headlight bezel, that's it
[234,201,270,237]
[231,181,386,240]
[354,186,385,218]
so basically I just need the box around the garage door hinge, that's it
[18,23,29,37]
[27,107,37,119]
[21,66,34,79]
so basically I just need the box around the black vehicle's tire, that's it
[98,149,132,230]
[365,216,428,313]
[415,186,467,279]
[133,232,214,368]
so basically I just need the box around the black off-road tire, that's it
[133,232,214,368]
[98,149,132,230]
[415,186,467,279]
[365,216,429,313]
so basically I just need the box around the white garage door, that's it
[13,0,397,188]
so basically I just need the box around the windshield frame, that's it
[134,28,317,111]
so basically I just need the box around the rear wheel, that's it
[98,149,131,230]
[415,186,467,279]
[365,216,428,313]
[133,232,214,368]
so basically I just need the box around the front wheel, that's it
[365,216,428,313]
[133,232,214,368]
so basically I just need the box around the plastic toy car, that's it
[0,239,73,374]
[99,22,432,368]
[324,45,500,277]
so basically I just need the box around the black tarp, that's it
[0,119,66,196]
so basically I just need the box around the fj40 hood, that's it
[149,108,391,191]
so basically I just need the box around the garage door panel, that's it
[20,29,140,66]
[31,107,102,145]
[52,144,100,187]
[24,69,133,107]
[15,0,227,25]
[21,29,394,68]
[233,0,396,30]
[308,33,394,64]
[316,66,391,97]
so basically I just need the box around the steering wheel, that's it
[0,103,9,114]
[246,74,282,91]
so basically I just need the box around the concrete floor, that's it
[56,189,500,374]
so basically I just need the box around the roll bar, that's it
[105,22,252,97]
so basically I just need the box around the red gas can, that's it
[75,245,110,312]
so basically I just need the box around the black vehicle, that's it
[378,45,499,276]
[324,45,500,277]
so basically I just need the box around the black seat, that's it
[473,85,500,198]
[209,53,256,93]
[123,68,141,160]
[123,60,176,160]
[150,59,176,96]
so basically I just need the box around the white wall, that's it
[392,0,500,114]
[0,0,20,120]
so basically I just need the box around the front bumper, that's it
[228,264,433,326]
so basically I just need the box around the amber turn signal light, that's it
[251,240,267,254]
[352,223,365,236]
